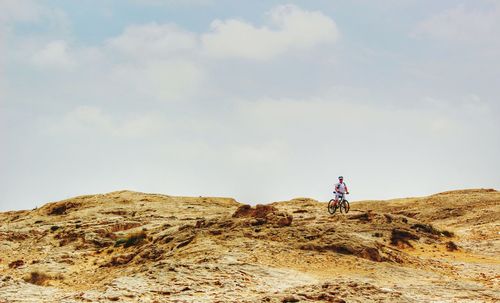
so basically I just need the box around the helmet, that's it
[338,176,343,179]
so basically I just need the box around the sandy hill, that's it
[0,189,498,302]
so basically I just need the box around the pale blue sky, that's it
[1,0,499,211]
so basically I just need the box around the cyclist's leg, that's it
[334,192,340,205]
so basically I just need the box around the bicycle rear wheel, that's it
[328,199,338,214]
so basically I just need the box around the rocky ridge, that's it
[0,189,498,302]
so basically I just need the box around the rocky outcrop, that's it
[233,204,293,227]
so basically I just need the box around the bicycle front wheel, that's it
[328,199,338,214]
[340,200,350,213]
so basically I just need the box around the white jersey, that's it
[335,182,347,194]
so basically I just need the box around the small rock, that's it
[8,260,24,269]
[195,219,206,228]
[250,218,267,226]
[276,214,293,227]
[446,241,459,251]
[282,295,299,302]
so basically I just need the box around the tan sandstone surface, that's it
[0,189,498,302]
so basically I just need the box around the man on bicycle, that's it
[333,176,349,206]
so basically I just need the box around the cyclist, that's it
[333,176,349,207]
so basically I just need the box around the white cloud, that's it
[231,96,486,142]
[20,23,203,101]
[2,1,71,73]
[422,94,489,115]
[413,3,500,45]
[101,23,204,101]
[10,4,338,105]
[44,106,166,137]
[0,29,6,92]
[0,0,42,23]
[31,40,76,69]
[106,23,198,60]
[109,59,204,101]
[0,0,69,34]
[202,4,339,60]
[229,142,288,164]
[131,0,212,6]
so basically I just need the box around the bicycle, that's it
[328,193,350,214]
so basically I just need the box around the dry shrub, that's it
[232,204,277,219]
[47,202,80,215]
[300,243,385,262]
[348,212,375,222]
[115,231,147,248]
[24,271,51,286]
[8,260,24,269]
[390,228,420,248]
[441,230,454,237]
[106,253,136,266]
[232,204,292,227]
[411,223,454,238]
[446,241,459,251]
[109,222,142,233]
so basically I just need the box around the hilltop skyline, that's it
[1,0,499,211]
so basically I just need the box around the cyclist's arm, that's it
[345,184,349,194]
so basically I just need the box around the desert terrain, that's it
[0,189,498,302]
